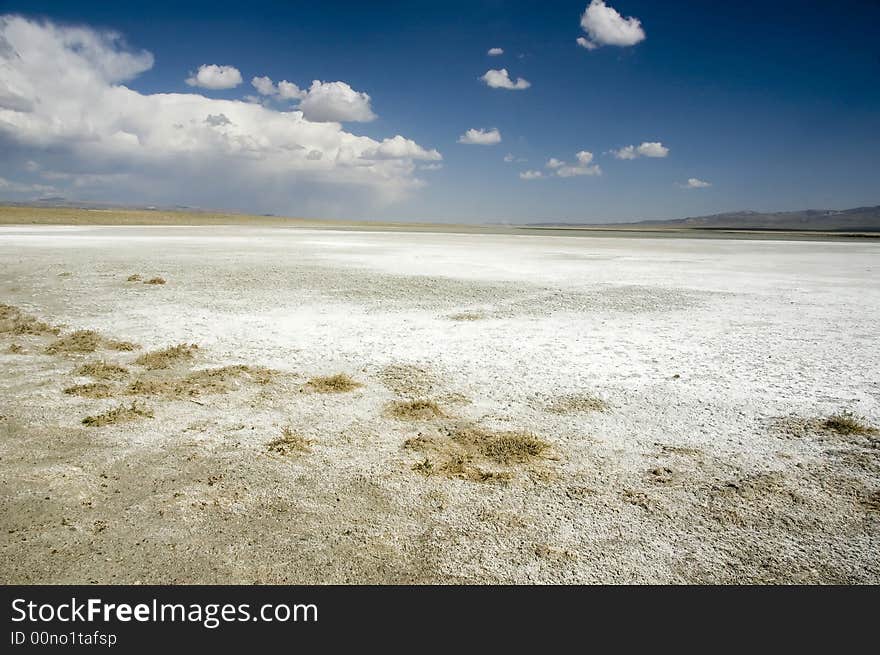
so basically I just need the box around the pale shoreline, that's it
[1,205,877,241]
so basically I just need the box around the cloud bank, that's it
[0,15,439,215]
[577,1,646,50]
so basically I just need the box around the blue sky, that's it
[1,0,878,222]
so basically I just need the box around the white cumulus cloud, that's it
[363,135,442,161]
[519,170,544,180]
[488,47,504,56]
[480,68,531,90]
[612,141,669,159]
[0,16,440,214]
[186,64,242,90]
[297,80,375,122]
[577,0,646,50]
[458,128,502,145]
[682,177,711,188]
[542,151,601,177]
[251,75,276,96]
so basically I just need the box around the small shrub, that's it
[82,402,153,427]
[134,343,198,369]
[267,427,311,455]
[306,373,361,393]
[385,399,445,420]
[823,411,877,436]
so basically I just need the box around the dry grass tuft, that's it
[306,373,361,393]
[0,303,60,336]
[108,339,139,351]
[63,382,115,399]
[385,399,445,421]
[823,412,877,436]
[74,361,129,380]
[448,311,485,321]
[404,423,550,483]
[126,365,276,399]
[82,402,153,427]
[45,330,102,354]
[546,392,608,414]
[45,330,138,354]
[267,426,311,455]
[144,277,166,285]
[126,274,142,282]
[454,426,549,464]
[6,343,25,354]
[134,343,198,369]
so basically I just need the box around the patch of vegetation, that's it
[82,402,153,427]
[63,382,115,398]
[546,392,608,414]
[448,311,485,321]
[6,343,25,354]
[126,365,276,399]
[45,330,137,354]
[45,330,101,354]
[823,412,877,436]
[404,422,550,483]
[267,427,311,455]
[133,343,199,369]
[385,399,445,421]
[144,277,166,285]
[126,274,143,282]
[306,373,361,393]
[74,361,129,380]
[0,303,60,336]
[454,427,549,464]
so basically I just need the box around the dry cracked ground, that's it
[1,225,879,583]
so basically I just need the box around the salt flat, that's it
[1,225,878,583]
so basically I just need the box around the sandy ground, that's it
[1,224,878,584]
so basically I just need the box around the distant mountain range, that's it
[4,199,880,231]
[536,206,880,232]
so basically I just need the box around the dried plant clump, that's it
[126,365,276,399]
[546,392,608,415]
[74,361,129,380]
[822,412,877,436]
[404,423,550,483]
[454,427,549,464]
[267,427,311,455]
[63,382,115,399]
[6,343,25,354]
[45,330,103,354]
[107,339,139,351]
[385,399,445,421]
[306,373,361,393]
[45,330,138,354]
[133,343,199,369]
[0,303,60,336]
[126,274,143,282]
[448,311,485,321]
[144,277,166,285]
[82,402,153,427]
